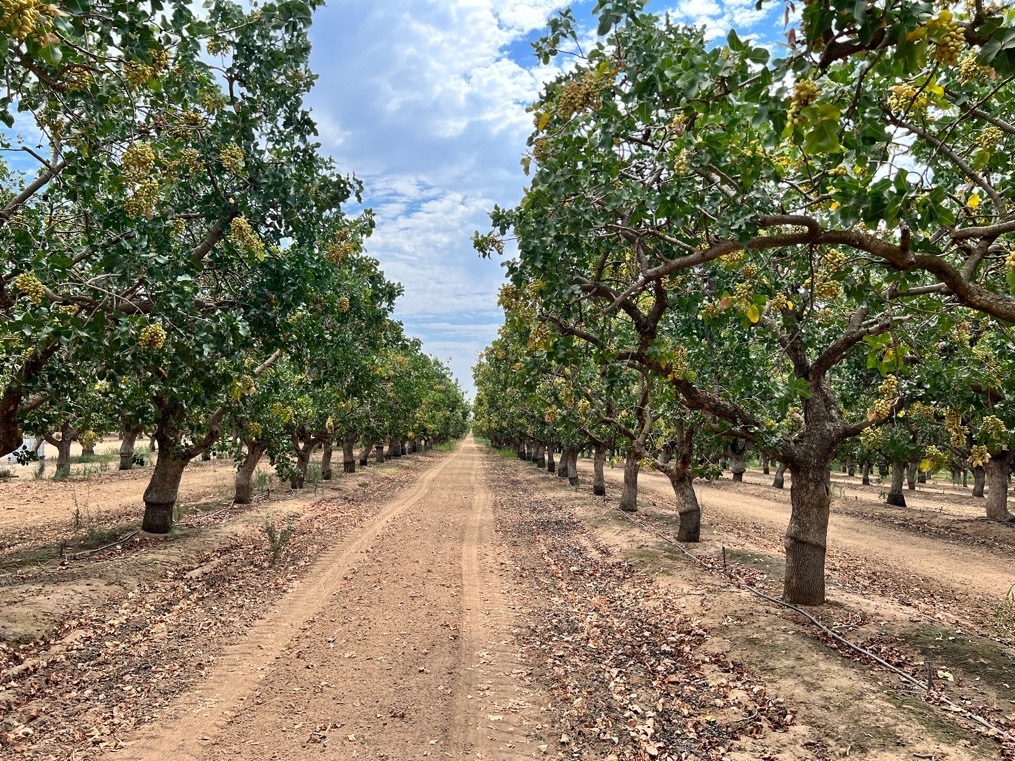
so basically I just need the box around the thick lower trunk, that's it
[668,471,700,542]
[556,447,569,480]
[593,443,607,496]
[985,451,1011,521]
[54,438,73,478]
[386,439,397,458]
[862,462,871,485]
[143,450,189,533]
[887,461,907,507]
[82,444,96,457]
[291,446,312,489]
[877,461,887,478]
[376,443,386,464]
[566,447,579,487]
[784,462,832,605]
[772,462,787,489]
[234,441,265,504]
[963,469,969,488]
[762,455,770,475]
[918,470,927,484]
[730,452,746,482]
[906,460,918,491]
[321,440,334,480]
[845,455,855,477]
[546,447,555,474]
[0,391,24,459]
[343,439,356,473]
[973,466,985,498]
[952,468,961,486]
[517,441,526,461]
[359,444,372,468]
[119,427,142,470]
[534,442,546,468]
[619,450,639,512]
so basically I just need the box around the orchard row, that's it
[0,0,470,532]
[473,1,1015,606]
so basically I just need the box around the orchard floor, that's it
[0,439,1012,759]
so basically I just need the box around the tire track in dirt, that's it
[452,441,547,759]
[110,450,458,760]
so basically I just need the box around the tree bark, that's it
[918,470,927,483]
[619,450,639,512]
[234,441,265,504]
[566,447,579,487]
[343,438,356,473]
[359,443,372,467]
[592,443,607,496]
[556,447,570,480]
[729,440,747,482]
[44,422,76,479]
[517,440,527,461]
[985,451,1011,521]
[761,455,770,475]
[973,466,986,497]
[546,447,555,474]
[772,462,787,489]
[534,442,546,468]
[668,470,700,543]
[845,455,855,477]
[143,448,189,533]
[321,439,334,480]
[291,441,313,489]
[783,461,831,605]
[861,461,871,485]
[119,426,142,470]
[886,461,907,507]
[906,460,918,491]
[375,443,385,464]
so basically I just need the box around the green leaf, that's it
[746,303,761,323]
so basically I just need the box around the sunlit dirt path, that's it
[105,437,547,761]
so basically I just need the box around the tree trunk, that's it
[534,442,545,468]
[985,451,1011,521]
[951,468,961,486]
[918,470,927,484]
[546,447,555,474]
[343,439,356,473]
[517,440,526,460]
[668,471,700,542]
[566,447,579,487]
[291,444,312,489]
[973,466,986,498]
[119,426,142,470]
[234,441,265,504]
[82,443,96,457]
[556,447,570,480]
[906,460,918,491]
[963,468,968,488]
[359,443,371,467]
[784,461,832,605]
[761,455,770,475]
[772,462,787,489]
[877,461,887,478]
[45,422,76,479]
[861,462,871,485]
[321,439,334,480]
[592,443,607,496]
[619,450,639,512]
[730,450,746,482]
[375,443,385,464]
[143,448,189,533]
[845,455,855,477]
[887,461,907,507]
[386,439,397,458]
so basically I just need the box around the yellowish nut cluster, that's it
[122,142,156,183]
[1006,249,1015,272]
[557,73,601,118]
[929,11,964,66]
[124,61,155,89]
[220,142,245,174]
[768,293,793,313]
[888,84,928,113]
[977,125,1004,152]
[337,295,350,313]
[741,263,760,279]
[813,275,841,301]
[787,79,821,126]
[733,281,754,302]
[206,37,229,56]
[79,430,100,449]
[124,177,160,218]
[532,138,551,163]
[229,216,265,260]
[969,444,990,468]
[822,248,847,271]
[1,0,48,42]
[670,113,688,136]
[672,149,691,175]
[828,164,848,177]
[861,427,882,451]
[178,147,201,171]
[139,322,167,350]
[980,414,1008,441]
[13,272,45,305]
[326,229,354,264]
[959,51,985,82]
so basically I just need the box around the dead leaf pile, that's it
[489,462,794,760]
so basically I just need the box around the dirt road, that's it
[107,437,548,761]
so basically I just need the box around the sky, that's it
[303,0,784,397]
